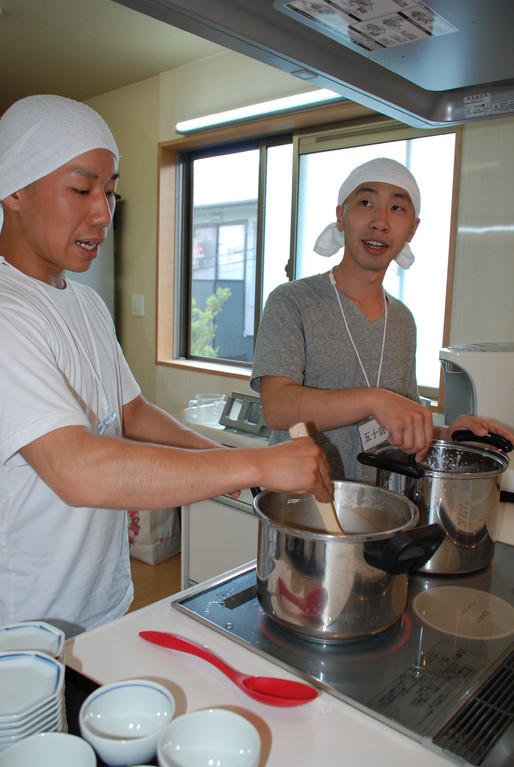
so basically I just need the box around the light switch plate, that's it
[131,294,145,317]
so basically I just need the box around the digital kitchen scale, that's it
[219,391,271,438]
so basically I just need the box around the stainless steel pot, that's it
[358,430,512,575]
[252,482,444,644]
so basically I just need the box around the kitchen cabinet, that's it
[182,491,258,587]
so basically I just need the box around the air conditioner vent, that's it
[433,649,514,765]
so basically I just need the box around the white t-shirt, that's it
[0,258,141,636]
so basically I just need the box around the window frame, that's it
[157,101,378,378]
[156,102,461,400]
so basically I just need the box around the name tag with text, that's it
[359,418,389,452]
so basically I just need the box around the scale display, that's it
[219,392,271,438]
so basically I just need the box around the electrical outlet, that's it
[131,294,145,317]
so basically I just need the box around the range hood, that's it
[112,0,514,128]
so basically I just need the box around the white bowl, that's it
[79,679,175,766]
[157,709,261,767]
[0,621,65,661]
[0,732,96,766]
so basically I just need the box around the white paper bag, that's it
[128,507,181,565]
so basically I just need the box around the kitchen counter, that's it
[68,590,467,766]
[66,497,513,766]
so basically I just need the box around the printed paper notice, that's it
[278,0,458,52]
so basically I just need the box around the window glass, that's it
[191,150,259,362]
[189,142,293,363]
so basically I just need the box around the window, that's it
[185,141,293,364]
[190,148,258,362]
[160,106,459,397]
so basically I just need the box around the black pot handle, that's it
[250,487,262,499]
[357,451,425,479]
[363,523,445,574]
[451,430,513,454]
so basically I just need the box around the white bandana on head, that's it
[0,94,119,202]
[313,157,421,270]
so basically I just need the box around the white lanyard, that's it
[329,268,388,389]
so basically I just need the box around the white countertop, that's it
[67,492,513,766]
[182,419,270,449]
[68,587,462,766]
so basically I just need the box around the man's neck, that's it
[327,260,387,321]
[0,246,65,289]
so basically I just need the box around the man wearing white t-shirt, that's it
[0,95,332,636]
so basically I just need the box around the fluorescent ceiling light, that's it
[175,89,343,133]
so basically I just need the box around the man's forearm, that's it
[122,395,222,450]
[21,424,333,510]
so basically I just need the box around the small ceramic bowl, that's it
[0,731,96,766]
[79,679,175,767]
[157,708,261,767]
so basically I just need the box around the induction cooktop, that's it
[172,543,514,766]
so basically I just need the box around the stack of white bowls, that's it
[0,621,66,752]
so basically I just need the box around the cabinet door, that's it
[187,499,259,585]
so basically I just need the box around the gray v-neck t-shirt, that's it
[250,274,419,481]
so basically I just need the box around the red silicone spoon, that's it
[139,630,318,707]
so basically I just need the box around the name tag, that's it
[97,407,120,438]
[359,418,389,452]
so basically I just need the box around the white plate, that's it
[0,714,63,749]
[0,687,64,731]
[0,652,64,720]
[0,701,60,732]
[0,622,64,659]
[0,703,63,738]
[0,708,63,745]
[0,726,63,748]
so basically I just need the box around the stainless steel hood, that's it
[112,0,514,128]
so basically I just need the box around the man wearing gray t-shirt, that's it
[251,158,512,481]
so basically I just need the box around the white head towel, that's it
[0,95,119,201]
[313,157,421,269]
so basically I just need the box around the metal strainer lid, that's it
[421,440,509,477]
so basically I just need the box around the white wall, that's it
[88,76,161,400]
[450,115,514,342]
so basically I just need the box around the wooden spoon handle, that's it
[289,423,344,534]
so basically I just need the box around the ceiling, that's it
[0,0,225,116]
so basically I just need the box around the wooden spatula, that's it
[289,422,345,535]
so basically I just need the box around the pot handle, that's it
[451,430,513,453]
[250,487,262,498]
[357,451,425,479]
[363,523,445,574]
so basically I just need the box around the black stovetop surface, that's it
[172,543,514,765]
